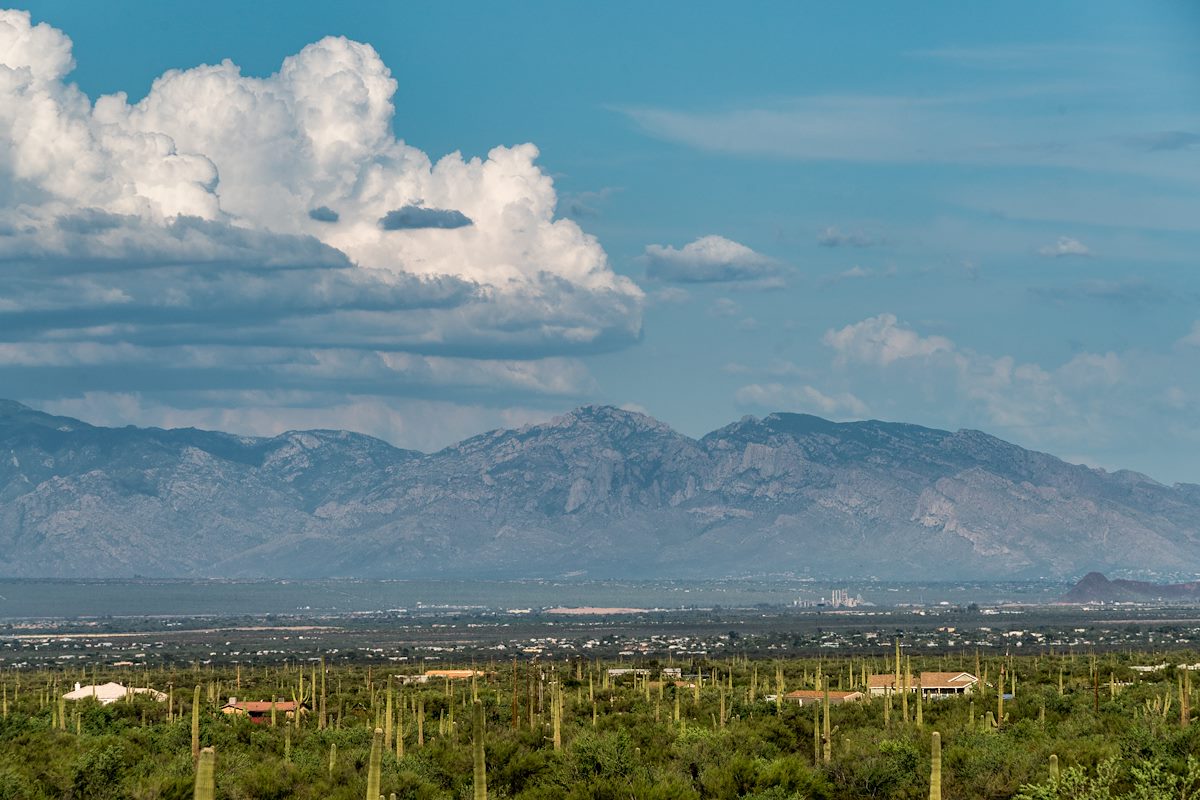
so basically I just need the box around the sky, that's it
[2,1,1199,483]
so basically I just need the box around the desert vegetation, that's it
[1,648,1198,799]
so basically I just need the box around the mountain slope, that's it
[1,400,1197,579]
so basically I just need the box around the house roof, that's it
[919,672,977,688]
[223,701,300,713]
[423,670,481,679]
[63,682,165,702]
[63,682,128,700]
[784,690,863,700]
[867,672,977,689]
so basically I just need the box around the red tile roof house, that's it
[220,698,306,723]
[867,672,978,697]
[784,690,864,707]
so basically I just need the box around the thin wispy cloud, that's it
[819,265,897,287]
[907,42,1132,69]
[1037,236,1091,258]
[817,226,885,248]
[621,88,1200,184]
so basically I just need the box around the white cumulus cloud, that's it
[643,235,779,283]
[0,9,643,427]
[822,313,955,366]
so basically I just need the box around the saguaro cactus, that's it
[473,700,488,800]
[821,687,833,764]
[417,699,425,746]
[329,742,337,778]
[512,660,520,730]
[997,666,1005,725]
[1049,753,1059,782]
[319,659,328,730]
[895,639,903,699]
[194,746,215,800]
[929,732,941,800]
[366,727,382,800]
[396,700,404,759]
[385,682,394,751]
[1181,669,1191,728]
[552,684,562,751]
[191,685,201,765]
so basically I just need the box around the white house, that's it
[62,682,167,705]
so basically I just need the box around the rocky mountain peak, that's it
[1,399,1198,580]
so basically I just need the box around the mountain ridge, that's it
[1,399,1198,580]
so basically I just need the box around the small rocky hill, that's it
[1061,572,1200,603]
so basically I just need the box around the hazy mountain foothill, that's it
[1062,571,1200,603]
[2,398,1198,581]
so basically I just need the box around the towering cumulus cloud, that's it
[0,10,642,442]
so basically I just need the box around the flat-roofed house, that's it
[396,669,485,686]
[63,682,166,706]
[606,668,651,679]
[784,690,864,706]
[425,669,483,680]
[221,698,305,723]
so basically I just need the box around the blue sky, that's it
[4,1,1200,482]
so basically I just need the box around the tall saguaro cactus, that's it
[473,700,488,800]
[417,699,425,746]
[319,656,327,730]
[552,684,562,751]
[511,660,520,730]
[895,639,902,699]
[821,686,833,765]
[191,685,201,765]
[997,666,1005,725]
[1181,668,1191,728]
[929,732,941,800]
[385,681,394,752]
[366,728,382,800]
[194,746,215,800]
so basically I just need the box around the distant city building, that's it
[794,588,867,608]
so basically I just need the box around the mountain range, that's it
[1,399,1198,580]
